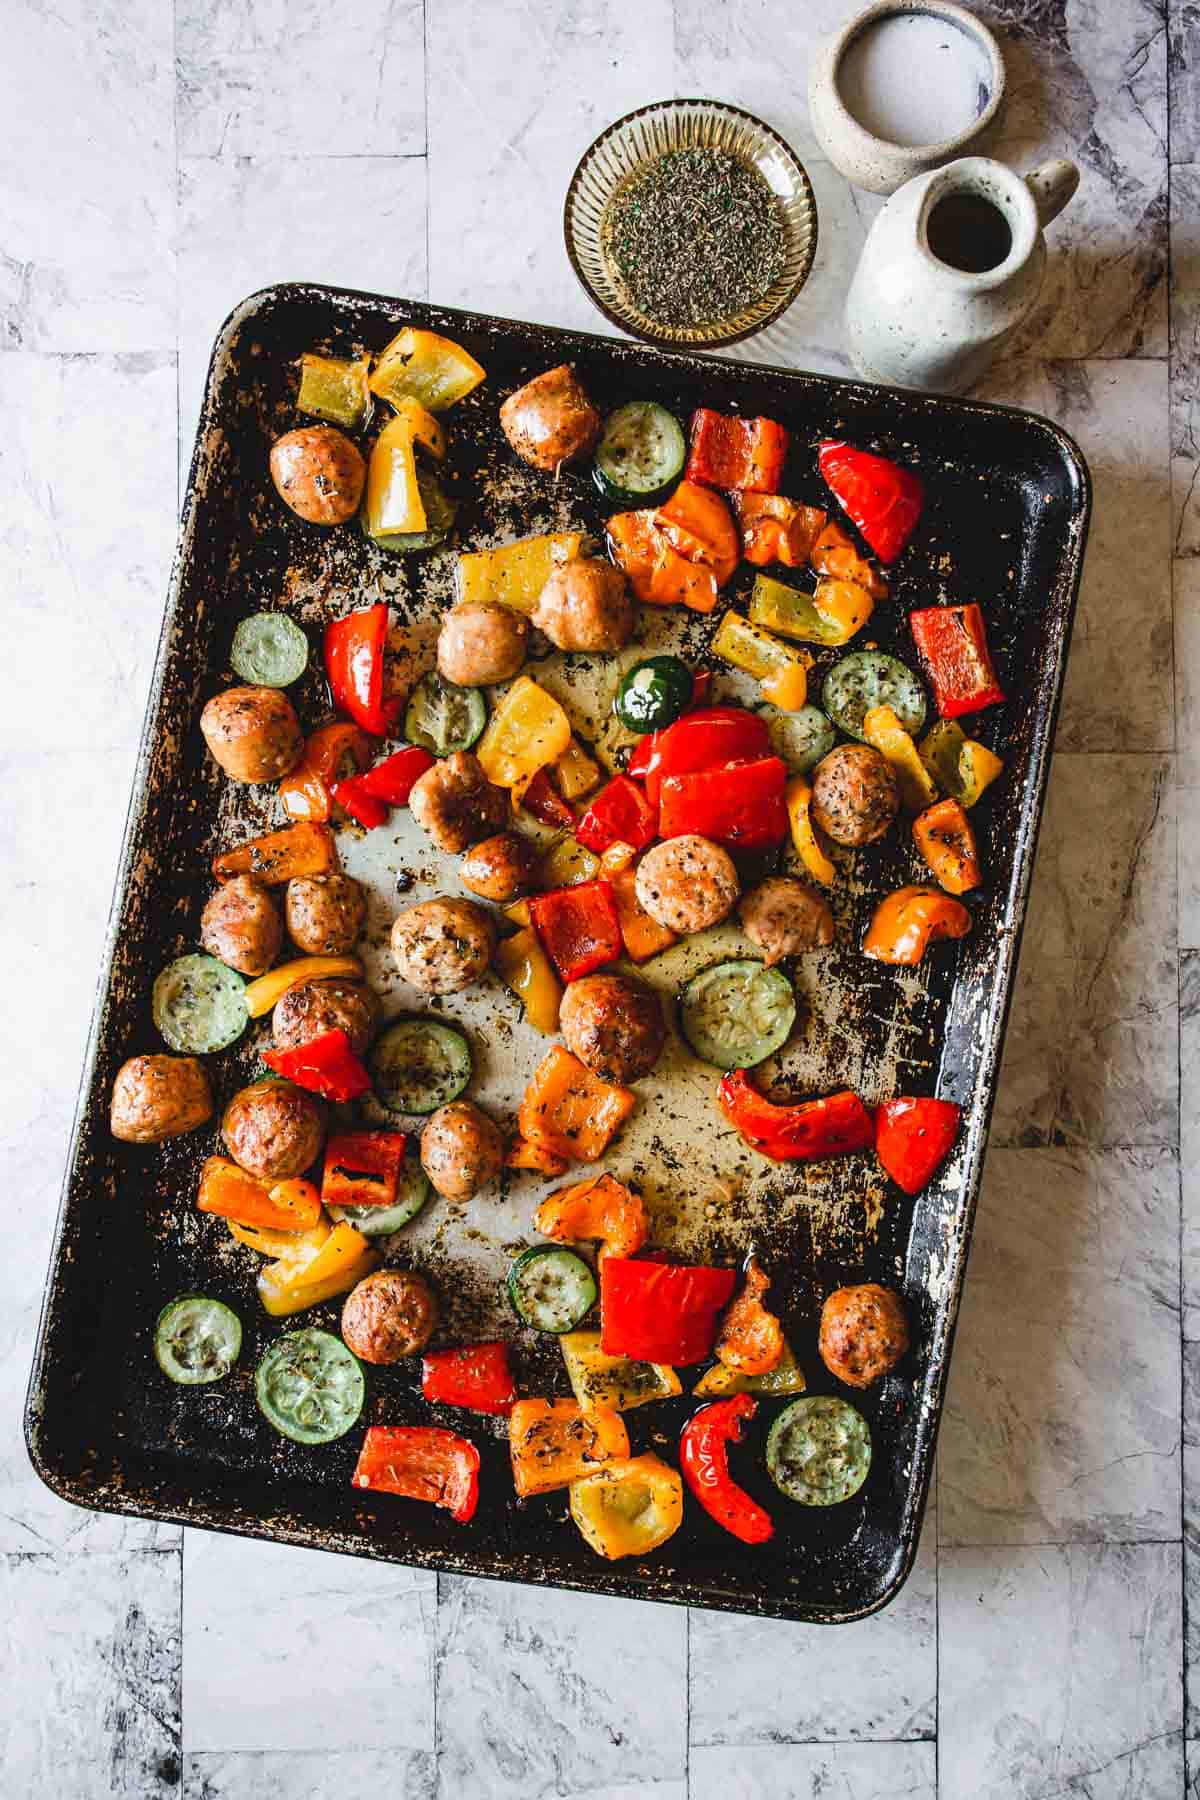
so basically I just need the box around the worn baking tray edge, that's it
[26,283,1091,1622]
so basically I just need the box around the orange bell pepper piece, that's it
[506,1136,571,1177]
[733,495,827,568]
[517,1046,637,1166]
[912,798,981,894]
[509,1397,630,1497]
[863,885,972,965]
[609,866,677,962]
[810,520,889,600]
[278,722,369,823]
[606,511,719,613]
[714,1256,784,1376]
[534,1172,649,1262]
[212,821,339,885]
[197,1156,323,1231]
[655,480,739,586]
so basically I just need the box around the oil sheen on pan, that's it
[25,286,1089,1623]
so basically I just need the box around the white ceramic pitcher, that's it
[844,154,1079,394]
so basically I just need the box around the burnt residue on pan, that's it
[24,285,1089,1623]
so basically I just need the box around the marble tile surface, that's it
[1173,161,1200,558]
[939,1544,1183,1800]
[185,1749,435,1799]
[177,155,427,480]
[1182,951,1200,1330]
[426,0,674,336]
[1172,0,1200,166]
[0,1549,181,1800]
[990,753,1177,1149]
[0,0,175,353]
[689,1744,937,1800]
[975,360,1173,754]
[940,1148,1180,1545]
[1178,562,1200,947]
[688,1497,936,1745]
[435,1576,686,1799]
[183,1533,434,1755]
[177,0,426,158]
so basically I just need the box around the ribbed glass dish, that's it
[564,98,818,350]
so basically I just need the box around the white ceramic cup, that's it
[809,0,1006,196]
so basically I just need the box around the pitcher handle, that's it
[1025,159,1080,229]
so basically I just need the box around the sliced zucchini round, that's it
[766,704,837,774]
[508,1246,597,1334]
[328,1155,430,1237]
[766,1396,872,1506]
[678,959,797,1070]
[371,1018,473,1115]
[255,1328,365,1445]
[152,954,247,1055]
[403,671,487,756]
[230,612,309,688]
[822,652,926,743]
[593,401,686,504]
[614,655,694,733]
[154,1295,242,1385]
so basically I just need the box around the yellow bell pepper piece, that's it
[258,1246,380,1318]
[271,1220,370,1290]
[227,1217,331,1262]
[554,737,602,802]
[456,532,585,615]
[568,1453,684,1560]
[919,720,1004,807]
[477,676,573,789]
[693,1338,807,1397]
[505,898,531,927]
[712,610,813,709]
[863,704,938,812]
[561,1331,682,1414]
[243,955,364,1020]
[749,573,874,647]
[785,777,835,886]
[297,352,372,432]
[369,326,486,412]
[599,841,637,876]
[494,926,562,1034]
[537,833,600,889]
[364,401,445,538]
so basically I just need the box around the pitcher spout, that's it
[1025,159,1080,229]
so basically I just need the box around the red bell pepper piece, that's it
[909,604,1005,719]
[689,669,713,709]
[519,767,577,830]
[322,1130,408,1209]
[817,441,924,564]
[628,707,771,805]
[324,602,402,737]
[330,772,391,829]
[680,1395,774,1545]
[687,408,790,493]
[332,744,437,829]
[718,1070,875,1163]
[421,1342,518,1416]
[658,755,788,850]
[352,1425,480,1523]
[875,1096,962,1194]
[262,1028,372,1103]
[576,775,658,855]
[529,879,623,984]
[600,1257,737,1365]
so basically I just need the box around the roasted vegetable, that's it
[568,1454,683,1559]
[534,1172,649,1263]
[241,955,363,1020]
[476,676,572,789]
[369,326,486,411]
[912,798,981,893]
[517,1046,637,1166]
[509,1397,630,1498]
[297,351,371,432]
[862,885,972,965]
[714,1257,784,1376]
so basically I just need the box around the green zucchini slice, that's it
[678,959,796,1070]
[766,1395,872,1506]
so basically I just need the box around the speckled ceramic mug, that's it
[809,0,1006,196]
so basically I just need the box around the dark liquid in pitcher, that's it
[926,193,1013,273]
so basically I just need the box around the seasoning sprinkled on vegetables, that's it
[602,147,787,328]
